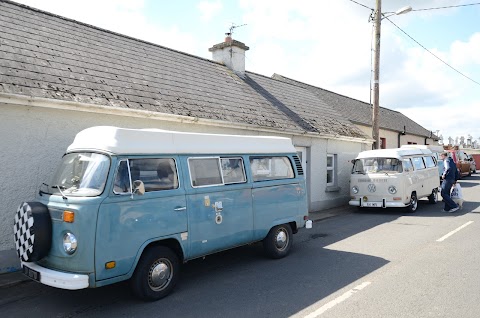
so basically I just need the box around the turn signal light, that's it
[63,211,75,223]
[393,197,402,201]
[105,261,116,269]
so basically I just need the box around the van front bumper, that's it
[21,262,89,290]
[349,198,407,208]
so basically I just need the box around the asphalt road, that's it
[1,175,480,318]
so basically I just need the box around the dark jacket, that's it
[443,157,457,181]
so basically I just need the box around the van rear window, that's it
[250,156,294,181]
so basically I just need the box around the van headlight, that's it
[352,186,359,194]
[63,232,78,255]
[388,186,397,194]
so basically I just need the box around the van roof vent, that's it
[293,156,304,175]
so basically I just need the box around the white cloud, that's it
[401,99,480,142]
[16,0,199,54]
[451,32,480,66]
[197,1,223,22]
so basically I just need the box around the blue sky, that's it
[13,0,480,144]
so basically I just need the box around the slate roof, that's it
[0,0,367,139]
[272,74,437,139]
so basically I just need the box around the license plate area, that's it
[23,265,41,282]
[362,202,382,207]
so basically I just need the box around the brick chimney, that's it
[209,35,249,78]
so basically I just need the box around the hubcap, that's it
[275,229,288,250]
[148,259,172,291]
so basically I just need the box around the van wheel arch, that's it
[289,221,298,234]
[263,223,293,259]
[130,244,181,301]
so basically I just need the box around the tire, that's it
[130,246,180,301]
[428,188,438,204]
[406,192,418,213]
[13,202,52,262]
[263,224,293,259]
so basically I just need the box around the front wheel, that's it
[263,224,293,259]
[130,246,180,301]
[428,188,438,204]
[406,192,418,213]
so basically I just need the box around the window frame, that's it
[188,156,247,188]
[423,156,436,169]
[326,154,336,186]
[113,157,180,194]
[412,156,426,170]
[249,156,295,182]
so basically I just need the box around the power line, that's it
[384,17,480,87]
[347,0,372,10]
[346,0,480,86]
[412,2,480,11]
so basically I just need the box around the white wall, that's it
[292,136,369,211]
[357,124,437,149]
[0,102,369,271]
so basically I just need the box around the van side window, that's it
[189,158,223,187]
[412,157,426,170]
[424,156,436,168]
[129,158,178,192]
[250,156,294,181]
[189,157,246,187]
[221,158,246,184]
[403,158,413,172]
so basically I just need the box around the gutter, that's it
[0,92,373,144]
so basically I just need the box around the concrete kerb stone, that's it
[0,205,354,289]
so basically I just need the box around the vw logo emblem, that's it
[368,184,376,192]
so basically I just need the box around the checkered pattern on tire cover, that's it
[14,202,36,262]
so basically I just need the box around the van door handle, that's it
[174,207,186,211]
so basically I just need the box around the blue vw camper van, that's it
[14,126,309,300]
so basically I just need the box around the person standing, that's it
[439,152,459,212]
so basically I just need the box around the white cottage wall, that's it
[0,103,369,272]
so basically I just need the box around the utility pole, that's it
[372,0,382,149]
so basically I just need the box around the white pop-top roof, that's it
[400,144,444,153]
[356,148,433,160]
[67,126,296,155]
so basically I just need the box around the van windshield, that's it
[352,158,402,174]
[47,152,110,197]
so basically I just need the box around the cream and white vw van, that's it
[349,148,440,212]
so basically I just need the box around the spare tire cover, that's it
[14,202,52,262]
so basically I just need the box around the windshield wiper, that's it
[354,170,365,174]
[52,185,68,199]
[39,183,49,196]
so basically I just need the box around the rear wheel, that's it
[263,224,293,259]
[406,192,418,213]
[428,188,438,204]
[130,246,180,301]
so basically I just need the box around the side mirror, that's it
[133,180,145,195]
